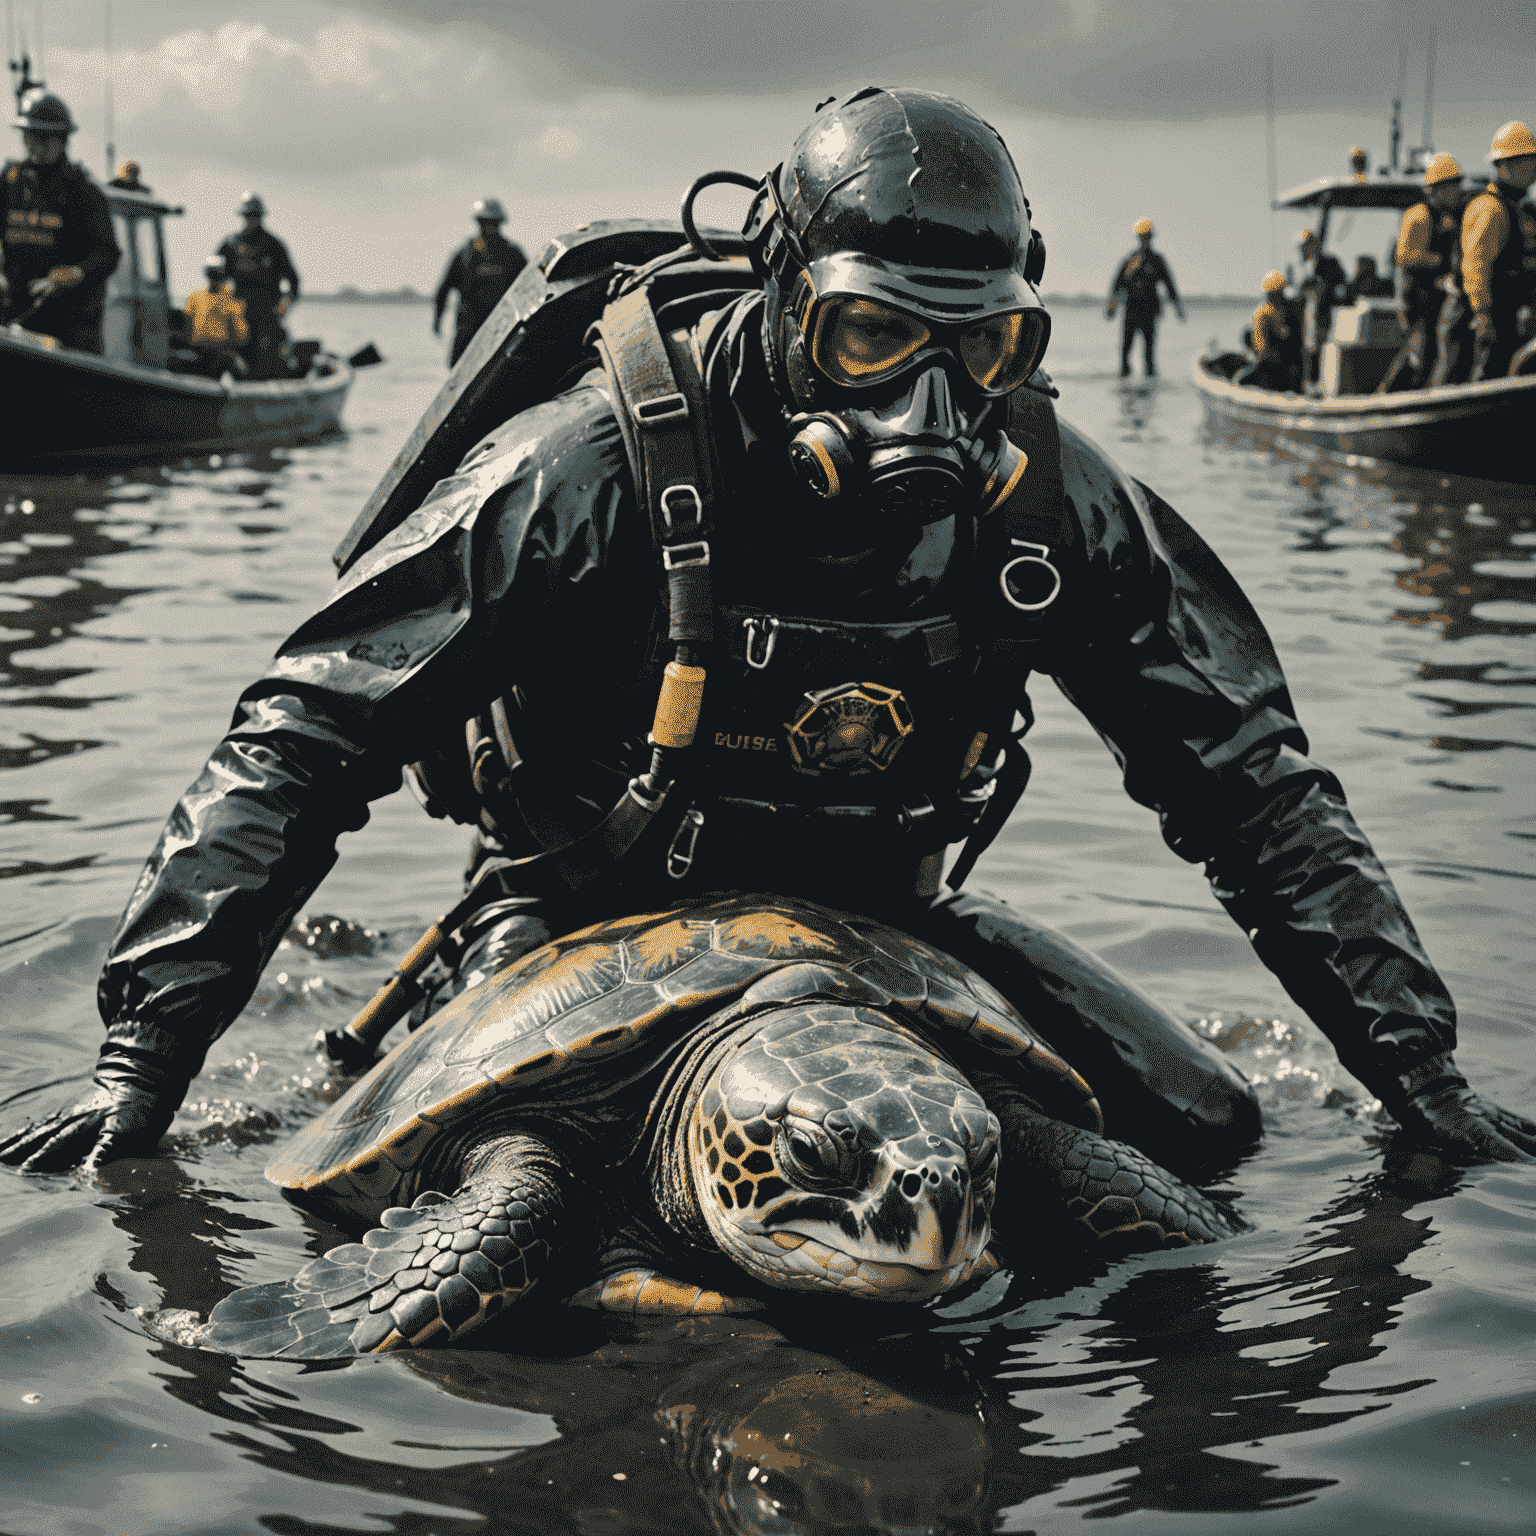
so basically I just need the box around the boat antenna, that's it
[1421,27,1435,151]
[8,2,46,119]
[1264,43,1278,266]
[1389,40,1406,172]
[103,0,115,179]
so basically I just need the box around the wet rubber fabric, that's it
[94,289,1459,1139]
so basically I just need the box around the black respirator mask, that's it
[734,88,1052,531]
[770,269,1050,526]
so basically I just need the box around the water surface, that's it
[2,302,1532,1536]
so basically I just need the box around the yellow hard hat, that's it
[117,159,139,179]
[1261,270,1286,293]
[1424,152,1461,185]
[1297,228,1315,245]
[1489,121,1536,161]
[1133,217,1153,236]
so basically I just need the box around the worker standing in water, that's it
[0,90,120,353]
[1380,152,1465,392]
[1106,218,1184,378]
[216,193,300,380]
[1459,121,1536,382]
[433,198,528,366]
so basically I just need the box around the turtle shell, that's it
[269,895,1102,1223]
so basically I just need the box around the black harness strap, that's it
[945,382,1070,891]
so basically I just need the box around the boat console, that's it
[1319,299,1406,396]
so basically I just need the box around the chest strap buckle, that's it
[744,615,781,669]
[667,809,705,879]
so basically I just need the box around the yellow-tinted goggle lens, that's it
[958,310,1034,392]
[815,298,931,384]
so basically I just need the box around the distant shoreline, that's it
[299,290,431,304]
[1044,293,1251,308]
[294,290,1251,308]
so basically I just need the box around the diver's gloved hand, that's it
[0,1042,187,1173]
[1379,1053,1536,1163]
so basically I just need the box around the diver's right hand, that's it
[0,1047,185,1172]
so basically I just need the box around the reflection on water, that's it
[2,308,1534,1535]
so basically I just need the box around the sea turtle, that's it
[197,895,1242,1359]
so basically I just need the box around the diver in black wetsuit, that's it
[4,88,1533,1176]
[1106,218,1184,378]
[433,197,528,366]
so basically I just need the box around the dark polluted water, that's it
[1,304,1532,1536]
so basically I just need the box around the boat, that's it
[1192,164,1536,481]
[2,183,356,465]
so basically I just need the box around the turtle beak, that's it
[864,1137,987,1270]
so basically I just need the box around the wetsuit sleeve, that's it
[72,177,120,287]
[1459,195,1506,315]
[273,235,299,300]
[97,383,643,1075]
[434,249,462,321]
[1045,424,1456,1094]
[1155,254,1180,305]
[1396,204,1438,272]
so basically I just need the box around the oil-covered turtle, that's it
[198,896,1242,1359]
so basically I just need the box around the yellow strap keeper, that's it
[652,661,707,748]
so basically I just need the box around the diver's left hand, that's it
[1387,1056,1536,1163]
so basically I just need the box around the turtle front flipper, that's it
[1005,1108,1243,1249]
[202,1134,570,1359]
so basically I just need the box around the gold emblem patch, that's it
[785,682,915,775]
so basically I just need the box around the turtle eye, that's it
[778,1120,846,1187]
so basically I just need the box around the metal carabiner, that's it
[999,539,1062,613]
[743,615,781,670]
[666,808,705,879]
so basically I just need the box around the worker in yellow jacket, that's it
[1381,152,1465,391]
[1237,270,1300,390]
[1458,122,1536,382]
[182,255,249,375]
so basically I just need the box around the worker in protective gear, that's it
[1349,146,1370,183]
[216,192,300,380]
[1382,152,1466,392]
[1457,122,1536,383]
[181,255,249,377]
[1105,217,1184,377]
[0,89,120,353]
[433,197,528,366]
[108,159,148,192]
[5,87,1533,1180]
[1297,229,1349,387]
[1237,270,1299,390]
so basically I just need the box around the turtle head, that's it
[685,1005,1000,1301]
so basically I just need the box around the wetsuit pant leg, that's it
[1120,308,1157,376]
[913,887,1262,1162]
[1430,292,1472,386]
[450,307,489,366]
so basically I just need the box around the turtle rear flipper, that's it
[203,1135,569,1359]
[1007,1109,1244,1249]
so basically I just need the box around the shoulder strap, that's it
[945,382,1069,892]
[449,279,725,903]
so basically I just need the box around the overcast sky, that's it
[12,0,1536,298]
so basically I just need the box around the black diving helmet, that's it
[745,87,1050,524]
